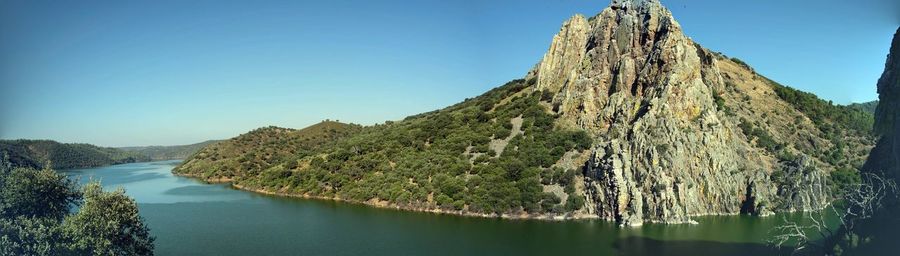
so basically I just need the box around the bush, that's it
[730,57,752,70]
[830,168,861,196]
[713,91,727,112]
[738,119,784,153]
[540,193,561,213]
[565,194,585,211]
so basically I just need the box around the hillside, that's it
[0,139,151,169]
[175,0,875,225]
[119,140,220,160]
[174,121,364,181]
[848,101,879,115]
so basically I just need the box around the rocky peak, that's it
[532,0,693,131]
[610,0,660,11]
[530,0,832,225]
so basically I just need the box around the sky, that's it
[1,0,898,147]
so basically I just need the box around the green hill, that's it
[174,121,364,181]
[119,140,220,160]
[175,80,594,215]
[0,140,151,169]
[847,100,879,115]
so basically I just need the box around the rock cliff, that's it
[864,27,900,179]
[529,0,846,225]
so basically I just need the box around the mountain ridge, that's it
[119,140,221,161]
[175,0,876,225]
[0,139,151,169]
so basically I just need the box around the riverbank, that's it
[174,172,604,221]
[174,172,816,226]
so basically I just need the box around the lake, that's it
[64,160,810,256]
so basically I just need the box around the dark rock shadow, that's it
[613,236,793,256]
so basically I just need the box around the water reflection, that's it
[613,236,792,256]
[62,161,836,256]
[63,160,251,204]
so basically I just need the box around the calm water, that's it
[64,160,811,256]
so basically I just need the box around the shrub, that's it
[565,194,585,211]
[830,168,861,196]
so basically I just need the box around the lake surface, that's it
[64,160,811,256]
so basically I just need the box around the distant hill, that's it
[119,140,220,160]
[847,101,879,115]
[175,121,363,180]
[0,139,151,169]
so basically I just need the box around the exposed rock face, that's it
[865,27,900,179]
[530,0,831,225]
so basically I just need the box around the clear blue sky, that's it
[1,0,897,147]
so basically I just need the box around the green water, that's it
[64,160,816,255]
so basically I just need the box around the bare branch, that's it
[768,172,898,254]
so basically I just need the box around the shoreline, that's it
[173,172,601,221]
[173,172,812,225]
[229,183,603,221]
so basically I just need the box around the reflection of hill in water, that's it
[164,185,232,196]
[613,236,792,256]
[150,160,182,166]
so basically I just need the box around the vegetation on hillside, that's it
[761,79,874,194]
[175,121,364,179]
[0,154,154,255]
[0,140,151,170]
[177,79,593,215]
[118,140,220,160]
[713,58,874,201]
[847,101,879,115]
[763,77,874,137]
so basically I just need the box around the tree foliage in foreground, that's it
[0,153,154,256]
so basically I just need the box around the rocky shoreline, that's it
[168,173,801,226]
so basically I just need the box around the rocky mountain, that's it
[0,139,151,169]
[175,0,875,225]
[864,27,900,179]
[119,140,220,161]
[526,0,872,225]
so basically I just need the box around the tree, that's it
[64,182,155,256]
[0,216,68,256]
[0,154,155,256]
[0,166,81,220]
